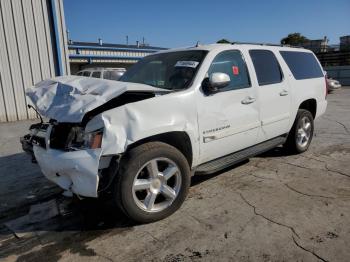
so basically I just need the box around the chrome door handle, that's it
[279,90,289,96]
[241,96,256,104]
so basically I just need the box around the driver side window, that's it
[208,50,251,91]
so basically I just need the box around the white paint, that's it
[33,146,102,197]
[27,44,327,197]
[26,75,170,123]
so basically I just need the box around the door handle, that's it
[279,90,289,96]
[241,96,256,104]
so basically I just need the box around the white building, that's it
[68,40,166,74]
[0,0,69,122]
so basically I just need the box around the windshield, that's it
[120,50,208,90]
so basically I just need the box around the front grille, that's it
[30,123,49,131]
[31,135,46,148]
[30,123,49,148]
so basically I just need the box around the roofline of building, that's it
[68,41,167,52]
[68,44,163,53]
[69,54,143,60]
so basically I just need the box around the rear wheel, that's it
[284,109,314,153]
[114,142,190,223]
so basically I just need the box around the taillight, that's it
[325,76,328,99]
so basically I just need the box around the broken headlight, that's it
[83,129,104,149]
[66,127,103,150]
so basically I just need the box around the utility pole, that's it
[126,35,129,45]
[66,29,72,44]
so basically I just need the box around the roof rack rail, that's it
[231,42,304,48]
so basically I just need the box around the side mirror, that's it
[202,72,231,94]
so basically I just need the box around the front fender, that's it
[86,91,200,167]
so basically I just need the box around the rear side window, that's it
[83,71,91,77]
[208,50,251,91]
[104,70,124,80]
[280,51,324,80]
[110,71,124,80]
[103,71,111,79]
[91,71,101,78]
[249,50,283,86]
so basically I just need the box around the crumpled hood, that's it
[26,75,169,123]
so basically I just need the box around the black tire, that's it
[113,142,191,223]
[284,109,314,154]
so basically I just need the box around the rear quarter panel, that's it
[277,49,327,129]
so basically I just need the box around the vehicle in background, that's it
[324,71,342,93]
[76,68,126,81]
[326,78,342,93]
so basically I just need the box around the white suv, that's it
[23,43,327,223]
[76,67,126,81]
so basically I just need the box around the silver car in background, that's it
[327,78,342,93]
[76,67,126,81]
[324,71,342,93]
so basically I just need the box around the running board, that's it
[195,136,287,174]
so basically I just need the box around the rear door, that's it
[248,49,291,141]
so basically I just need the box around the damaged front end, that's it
[21,76,169,198]
[20,122,49,162]
[21,121,114,198]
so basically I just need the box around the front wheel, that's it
[114,142,191,223]
[284,109,314,153]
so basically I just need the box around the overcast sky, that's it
[64,0,350,48]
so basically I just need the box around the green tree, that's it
[281,33,309,45]
[217,39,232,44]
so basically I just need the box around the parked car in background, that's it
[76,68,126,81]
[326,78,342,93]
[22,43,327,223]
[324,71,342,93]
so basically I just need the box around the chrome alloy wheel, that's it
[132,158,182,213]
[296,116,312,148]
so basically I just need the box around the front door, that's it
[197,50,260,164]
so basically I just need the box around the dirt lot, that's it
[1,88,350,262]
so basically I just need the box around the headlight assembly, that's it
[66,127,103,150]
[84,129,103,149]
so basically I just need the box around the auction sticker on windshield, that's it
[175,61,199,68]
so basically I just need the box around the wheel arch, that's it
[127,131,194,168]
[298,98,317,119]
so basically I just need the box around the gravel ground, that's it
[0,88,349,262]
